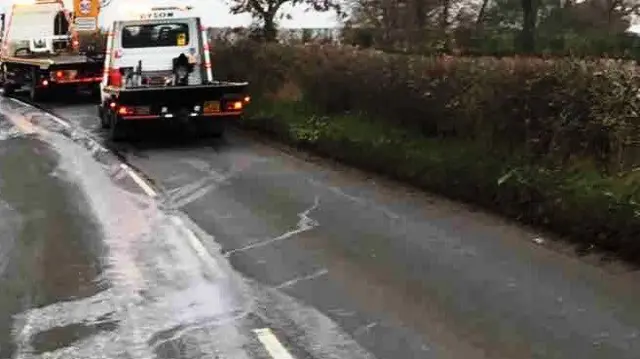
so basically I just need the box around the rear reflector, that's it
[118,106,130,115]
[52,70,78,81]
[224,101,243,111]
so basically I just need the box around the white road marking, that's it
[3,111,39,134]
[120,163,158,198]
[253,328,296,359]
[47,113,71,128]
[7,97,160,200]
[170,216,227,278]
[8,97,71,129]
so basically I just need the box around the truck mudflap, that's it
[106,82,250,120]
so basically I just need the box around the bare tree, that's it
[228,0,342,41]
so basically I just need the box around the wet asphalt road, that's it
[0,120,105,358]
[1,94,640,358]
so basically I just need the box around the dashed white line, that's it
[253,328,296,359]
[119,163,158,198]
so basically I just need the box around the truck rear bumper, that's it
[37,80,101,91]
[111,113,238,139]
[104,82,249,122]
[50,77,102,85]
[120,111,242,121]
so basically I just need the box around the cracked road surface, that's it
[1,96,640,358]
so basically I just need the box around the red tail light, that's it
[224,100,243,111]
[118,106,132,115]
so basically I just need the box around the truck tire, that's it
[210,126,224,138]
[98,105,110,129]
[90,85,101,100]
[30,85,49,102]
[30,69,49,102]
[2,82,14,97]
[108,113,128,141]
[1,65,13,97]
[202,120,225,138]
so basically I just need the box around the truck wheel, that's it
[2,82,13,97]
[1,65,12,97]
[30,74,49,102]
[202,121,225,138]
[210,127,224,138]
[30,86,49,102]
[98,105,110,129]
[108,113,128,141]
[90,85,101,100]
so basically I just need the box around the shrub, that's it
[213,41,640,260]
[216,41,640,171]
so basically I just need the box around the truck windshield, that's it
[121,23,189,48]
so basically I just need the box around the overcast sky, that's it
[0,0,342,28]
[0,0,636,32]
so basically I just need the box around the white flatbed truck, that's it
[98,4,250,140]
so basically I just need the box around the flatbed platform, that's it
[0,54,99,69]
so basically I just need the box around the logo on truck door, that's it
[74,0,99,17]
[139,12,175,20]
[79,0,91,15]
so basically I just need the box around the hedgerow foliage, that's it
[215,40,640,173]
[213,40,640,259]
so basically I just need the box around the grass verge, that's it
[238,98,640,263]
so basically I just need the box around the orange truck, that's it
[0,0,104,101]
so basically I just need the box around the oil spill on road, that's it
[18,98,379,359]
[0,121,107,358]
[30,320,119,354]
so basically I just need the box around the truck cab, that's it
[101,5,209,99]
[98,5,249,140]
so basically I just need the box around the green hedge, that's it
[213,41,640,261]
